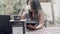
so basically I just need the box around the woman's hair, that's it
[29,0,42,20]
[26,0,29,5]
[30,0,42,12]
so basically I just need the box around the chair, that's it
[0,15,12,34]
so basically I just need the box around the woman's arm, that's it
[36,11,44,29]
[18,5,26,16]
[20,9,29,19]
[18,5,28,19]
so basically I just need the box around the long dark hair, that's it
[30,0,42,12]
[29,0,42,20]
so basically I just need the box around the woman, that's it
[21,0,44,30]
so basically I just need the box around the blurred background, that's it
[0,0,60,26]
[0,0,60,34]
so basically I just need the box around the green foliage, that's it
[13,0,22,14]
[0,0,25,15]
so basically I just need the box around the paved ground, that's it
[12,27,60,34]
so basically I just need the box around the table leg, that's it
[23,22,25,34]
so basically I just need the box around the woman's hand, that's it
[27,24,37,30]
[27,24,43,30]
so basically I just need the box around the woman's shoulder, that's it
[22,5,27,9]
[38,10,44,17]
[25,5,31,10]
[22,5,30,10]
[39,10,44,14]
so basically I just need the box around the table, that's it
[10,19,26,34]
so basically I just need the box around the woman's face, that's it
[30,9,36,13]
